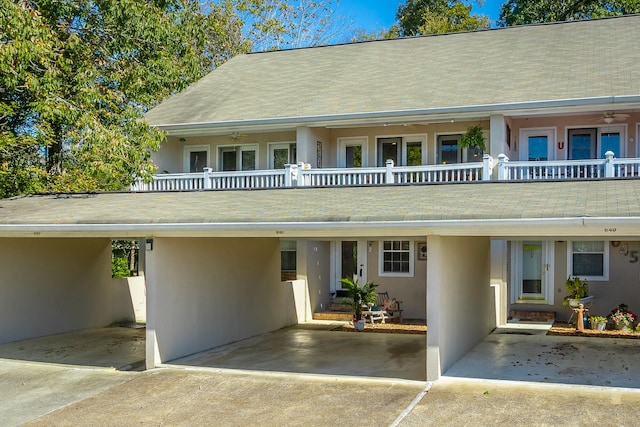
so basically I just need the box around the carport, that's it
[1,180,640,383]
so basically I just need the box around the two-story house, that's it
[1,15,640,381]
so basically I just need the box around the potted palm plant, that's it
[339,277,378,331]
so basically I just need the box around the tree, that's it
[499,0,640,26]
[0,0,248,198]
[219,0,351,51]
[395,0,490,37]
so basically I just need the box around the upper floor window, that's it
[437,134,482,164]
[377,136,425,166]
[378,240,414,277]
[270,143,296,169]
[184,145,210,173]
[219,145,257,171]
[568,126,624,160]
[568,241,609,281]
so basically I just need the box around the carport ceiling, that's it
[1,179,640,238]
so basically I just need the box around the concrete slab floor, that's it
[445,326,640,388]
[167,325,427,382]
[0,326,145,370]
[0,359,135,427]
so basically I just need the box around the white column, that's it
[426,235,443,381]
[145,239,161,369]
[296,126,311,167]
[490,115,505,178]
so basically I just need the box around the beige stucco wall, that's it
[328,120,489,167]
[366,240,427,319]
[0,238,123,343]
[153,132,297,173]
[510,240,640,322]
[145,237,291,366]
[297,240,331,313]
[427,236,494,381]
[509,113,640,160]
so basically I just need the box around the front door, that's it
[511,241,554,304]
[520,129,554,161]
[334,240,367,290]
[338,137,367,168]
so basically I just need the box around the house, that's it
[1,16,640,381]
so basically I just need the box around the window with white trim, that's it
[568,241,609,281]
[378,240,414,277]
[218,145,257,171]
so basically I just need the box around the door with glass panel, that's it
[520,129,554,161]
[568,129,597,160]
[220,146,257,171]
[338,137,367,168]
[378,137,401,166]
[270,143,296,169]
[512,241,553,304]
[338,240,367,287]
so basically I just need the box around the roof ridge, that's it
[246,13,640,55]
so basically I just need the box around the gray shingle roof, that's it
[1,180,639,230]
[145,16,640,128]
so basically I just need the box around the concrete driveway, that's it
[166,323,427,382]
[5,324,640,425]
[445,325,640,388]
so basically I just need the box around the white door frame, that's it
[519,128,556,161]
[510,240,554,305]
[337,136,368,167]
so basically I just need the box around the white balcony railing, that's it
[497,151,640,180]
[131,152,640,192]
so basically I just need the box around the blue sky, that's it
[338,0,504,31]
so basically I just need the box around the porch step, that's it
[509,310,556,322]
[313,311,353,321]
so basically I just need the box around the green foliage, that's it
[396,0,490,37]
[460,125,486,150]
[111,240,138,278]
[565,276,588,299]
[1,0,248,198]
[221,0,350,51]
[499,0,640,26]
[339,277,378,320]
[111,255,130,278]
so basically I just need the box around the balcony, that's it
[131,152,640,192]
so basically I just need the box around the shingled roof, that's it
[145,15,640,129]
[1,180,640,237]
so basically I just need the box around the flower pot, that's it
[353,319,365,331]
[568,295,594,308]
[613,322,630,331]
[591,321,606,331]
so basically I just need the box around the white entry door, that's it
[338,137,368,168]
[519,129,555,161]
[511,240,554,304]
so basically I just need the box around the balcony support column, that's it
[490,114,506,179]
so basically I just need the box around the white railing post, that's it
[482,154,494,181]
[497,153,509,180]
[284,164,297,187]
[296,162,306,187]
[203,167,212,189]
[385,159,394,184]
[604,151,614,178]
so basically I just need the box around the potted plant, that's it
[563,276,593,307]
[339,277,378,331]
[608,304,636,330]
[589,315,607,331]
[460,125,486,152]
